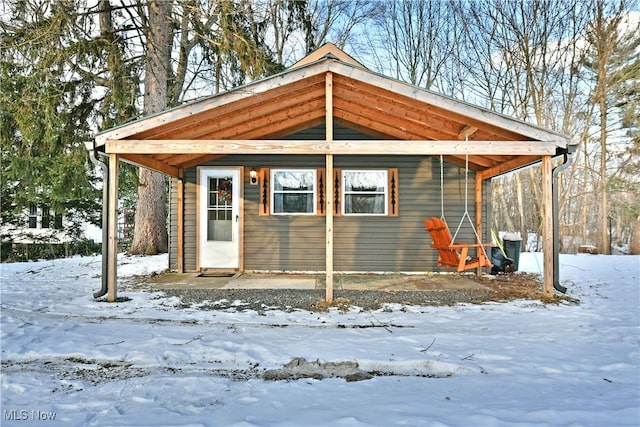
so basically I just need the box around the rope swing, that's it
[424,148,493,272]
[439,154,446,222]
[450,153,485,256]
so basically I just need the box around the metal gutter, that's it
[552,145,577,293]
[85,141,109,298]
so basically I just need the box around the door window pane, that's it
[208,177,233,241]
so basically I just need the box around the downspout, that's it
[86,141,109,298]
[552,145,576,293]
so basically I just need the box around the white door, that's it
[199,167,241,269]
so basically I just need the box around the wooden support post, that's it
[107,154,119,302]
[541,155,554,294]
[176,170,184,273]
[475,173,484,276]
[326,154,334,303]
[325,72,334,303]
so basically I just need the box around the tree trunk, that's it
[630,216,640,255]
[129,0,172,255]
[494,180,516,232]
[515,172,527,250]
[598,93,610,254]
[130,169,168,255]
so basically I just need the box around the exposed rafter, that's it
[95,55,571,178]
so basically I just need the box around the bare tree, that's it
[456,0,590,251]
[583,0,639,254]
[631,215,640,255]
[363,0,457,90]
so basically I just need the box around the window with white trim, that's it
[28,204,38,228]
[26,204,64,229]
[342,170,388,215]
[271,169,317,215]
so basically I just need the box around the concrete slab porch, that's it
[138,272,489,292]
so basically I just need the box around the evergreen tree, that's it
[0,1,101,234]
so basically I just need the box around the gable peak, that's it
[289,42,365,70]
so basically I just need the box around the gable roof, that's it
[289,42,365,69]
[95,46,571,179]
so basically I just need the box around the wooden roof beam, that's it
[333,86,461,137]
[165,83,326,140]
[334,74,533,142]
[120,154,180,177]
[333,95,460,140]
[478,155,542,179]
[458,125,479,140]
[233,109,327,140]
[329,62,570,144]
[106,139,560,156]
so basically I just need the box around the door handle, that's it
[236,215,239,222]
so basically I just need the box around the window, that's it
[53,213,63,230]
[342,170,388,215]
[41,205,51,228]
[28,204,38,228]
[271,169,316,215]
[258,167,397,217]
[26,204,64,229]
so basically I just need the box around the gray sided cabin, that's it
[91,43,573,302]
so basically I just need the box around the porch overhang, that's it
[103,138,567,181]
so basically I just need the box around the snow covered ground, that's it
[1,252,638,427]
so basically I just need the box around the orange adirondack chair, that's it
[424,217,493,272]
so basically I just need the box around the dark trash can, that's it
[502,235,522,271]
[490,247,515,275]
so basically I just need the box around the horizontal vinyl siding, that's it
[169,178,177,270]
[243,155,326,271]
[332,155,490,272]
[170,136,492,273]
[178,155,327,272]
[169,175,199,271]
[183,169,198,271]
